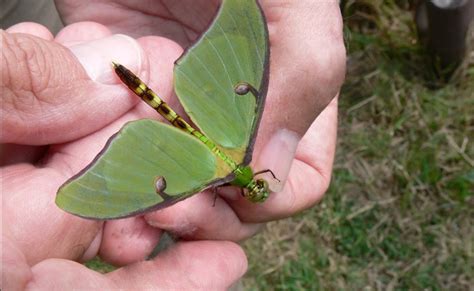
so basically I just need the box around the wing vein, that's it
[190,50,228,96]
[203,33,246,127]
[175,67,238,137]
[229,8,263,68]
[215,22,247,127]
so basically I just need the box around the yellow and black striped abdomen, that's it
[112,62,238,171]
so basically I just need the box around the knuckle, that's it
[1,31,54,99]
[0,31,66,142]
[295,165,333,213]
[311,39,346,88]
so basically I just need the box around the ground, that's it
[242,1,473,290]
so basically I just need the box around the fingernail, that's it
[80,227,103,262]
[69,34,142,84]
[256,129,301,192]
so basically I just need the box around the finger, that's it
[6,22,54,40]
[55,21,112,45]
[1,24,60,165]
[99,217,162,266]
[26,259,114,289]
[259,0,346,139]
[108,241,247,290]
[227,96,339,222]
[1,30,142,145]
[248,0,346,193]
[27,241,247,290]
[80,227,103,262]
[2,235,32,291]
[143,190,262,241]
[1,165,102,265]
[55,0,219,47]
[1,22,111,165]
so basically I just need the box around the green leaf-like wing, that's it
[174,0,269,164]
[56,120,232,219]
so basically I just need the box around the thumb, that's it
[26,241,246,290]
[0,30,143,145]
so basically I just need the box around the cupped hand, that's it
[1,23,246,290]
[1,0,346,287]
[55,0,346,232]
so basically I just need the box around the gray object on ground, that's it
[416,0,474,68]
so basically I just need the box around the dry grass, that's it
[242,1,474,290]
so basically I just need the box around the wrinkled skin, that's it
[1,0,345,289]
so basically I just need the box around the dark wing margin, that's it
[242,0,270,165]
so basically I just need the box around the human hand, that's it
[2,0,346,286]
[1,23,247,290]
[54,0,346,235]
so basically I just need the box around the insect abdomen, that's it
[113,62,238,171]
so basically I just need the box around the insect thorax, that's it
[231,165,254,187]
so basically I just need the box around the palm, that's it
[56,0,220,46]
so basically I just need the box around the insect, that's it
[55,0,276,219]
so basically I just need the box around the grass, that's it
[242,1,474,290]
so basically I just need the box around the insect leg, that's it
[254,169,281,182]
